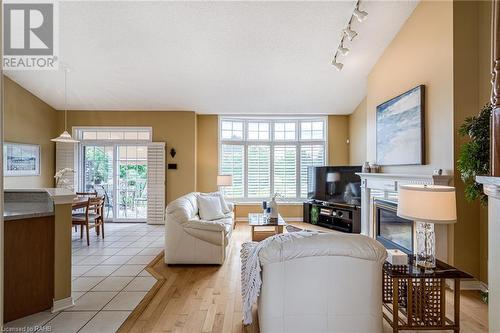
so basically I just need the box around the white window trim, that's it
[218,116,328,203]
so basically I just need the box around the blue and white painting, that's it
[376,86,424,166]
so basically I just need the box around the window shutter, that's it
[55,142,77,190]
[147,142,166,225]
[273,145,297,198]
[220,144,245,198]
[300,145,325,198]
[247,145,271,198]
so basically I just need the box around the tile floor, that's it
[5,223,164,333]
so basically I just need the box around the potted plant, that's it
[457,103,491,206]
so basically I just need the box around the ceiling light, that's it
[51,68,79,143]
[343,26,357,41]
[332,56,344,71]
[353,8,368,22]
[338,44,350,56]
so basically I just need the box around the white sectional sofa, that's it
[257,232,387,333]
[164,192,234,265]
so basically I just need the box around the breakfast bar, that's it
[3,188,75,322]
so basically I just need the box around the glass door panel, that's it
[116,145,148,220]
[83,145,114,219]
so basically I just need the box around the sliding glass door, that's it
[82,144,148,222]
[83,145,114,219]
[117,146,148,220]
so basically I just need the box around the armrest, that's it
[227,202,235,212]
[183,218,226,232]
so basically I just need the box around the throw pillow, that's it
[201,192,231,214]
[197,195,225,221]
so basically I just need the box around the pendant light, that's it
[51,68,79,143]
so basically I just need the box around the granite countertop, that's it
[4,202,54,221]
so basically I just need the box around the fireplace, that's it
[374,199,413,254]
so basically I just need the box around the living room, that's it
[1,0,499,332]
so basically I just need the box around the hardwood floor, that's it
[117,222,488,333]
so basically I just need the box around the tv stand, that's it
[303,201,361,233]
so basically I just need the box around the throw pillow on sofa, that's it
[198,195,225,221]
[200,192,231,214]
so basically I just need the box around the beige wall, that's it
[196,115,219,193]
[328,115,349,165]
[61,111,197,203]
[4,77,58,188]
[452,0,491,282]
[348,98,367,165]
[346,0,491,281]
[366,0,454,175]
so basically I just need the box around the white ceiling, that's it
[6,1,418,115]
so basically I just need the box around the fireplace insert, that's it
[375,199,413,254]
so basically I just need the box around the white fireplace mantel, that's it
[356,172,453,236]
[476,176,500,333]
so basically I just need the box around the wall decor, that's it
[3,143,41,176]
[376,85,425,166]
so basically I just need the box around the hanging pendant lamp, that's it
[51,68,79,143]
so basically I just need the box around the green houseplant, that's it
[457,103,491,206]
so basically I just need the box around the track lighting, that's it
[353,7,368,22]
[332,56,344,71]
[338,43,350,56]
[343,26,357,41]
[331,1,368,70]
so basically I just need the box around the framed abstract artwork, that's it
[3,142,41,176]
[376,85,425,166]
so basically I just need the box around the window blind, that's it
[273,145,297,198]
[300,145,325,198]
[220,144,245,198]
[247,145,271,198]
[55,142,77,190]
[147,142,166,225]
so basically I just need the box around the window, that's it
[219,117,327,201]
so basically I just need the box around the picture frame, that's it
[3,142,41,176]
[376,85,425,166]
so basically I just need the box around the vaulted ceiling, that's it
[6,1,418,114]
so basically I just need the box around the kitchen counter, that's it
[4,202,54,221]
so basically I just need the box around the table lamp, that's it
[397,184,456,269]
[217,175,233,196]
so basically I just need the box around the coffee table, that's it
[248,213,286,241]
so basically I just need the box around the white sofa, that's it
[257,232,387,333]
[165,192,234,265]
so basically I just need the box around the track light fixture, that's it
[332,55,344,71]
[338,41,350,56]
[353,7,368,22]
[343,25,357,41]
[331,0,368,70]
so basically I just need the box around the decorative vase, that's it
[362,162,371,173]
[269,196,279,219]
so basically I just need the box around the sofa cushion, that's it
[198,195,225,221]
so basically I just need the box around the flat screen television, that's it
[307,166,362,206]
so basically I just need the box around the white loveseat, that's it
[257,232,387,333]
[165,192,234,265]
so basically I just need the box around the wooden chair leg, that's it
[101,219,105,239]
[80,224,84,239]
[96,225,100,236]
[86,223,90,246]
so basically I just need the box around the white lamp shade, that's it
[217,175,233,187]
[397,185,457,224]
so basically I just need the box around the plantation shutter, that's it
[55,142,77,190]
[273,145,297,198]
[147,142,166,225]
[220,144,245,198]
[247,145,271,198]
[300,145,325,198]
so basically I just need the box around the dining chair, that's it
[72,196,105,246]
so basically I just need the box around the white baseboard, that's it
[52,296,74,312]
[446,279,488,292]
[235,217,303,223]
